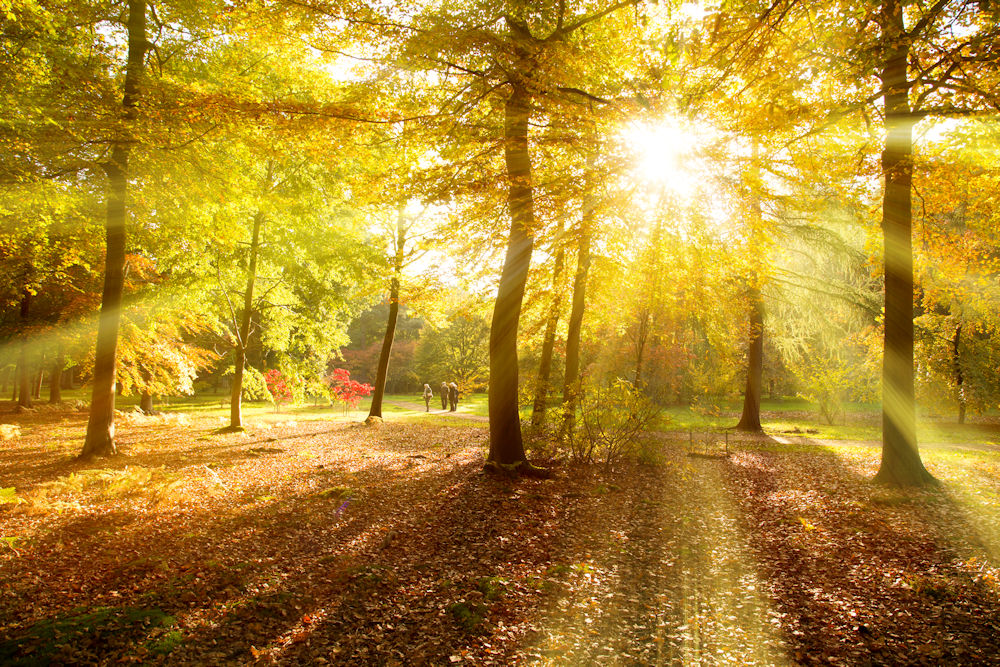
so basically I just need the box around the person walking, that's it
[422,384,433,412]
[440,382,449,410]
[448,382,459,412]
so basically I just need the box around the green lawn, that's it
[41,388,999,445]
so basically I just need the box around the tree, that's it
[736,143,765,433]
[366,209,406,422]
[561,156,596,437]
[414,303,491,390]
[228,208,265,430]
[530,223,567,426]
[81,0,147,459]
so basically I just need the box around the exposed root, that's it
[482,459,552,479]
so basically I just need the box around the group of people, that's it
[422,382,459,412]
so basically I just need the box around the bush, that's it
[577,378,661,467]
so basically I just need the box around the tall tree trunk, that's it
[873,0,934,485]
[487,83,534,469]
[530,234,565,426]
[368,211,406,421]
[229,211,264,430]
[737,139,764,432]
[49,350,63,404]
[11,362,18,402]
[140,391,153,415]
[736,287,764,432]
[561,157,595,438]
[634,310,650,388]
[33,354,44,399]
[953,321,965,425]
[17,292,31,410]
[82,0,145,459]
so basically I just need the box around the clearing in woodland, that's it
[2,409,1000,665]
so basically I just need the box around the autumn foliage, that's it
[264,369,293,411]
[327,368,373,412]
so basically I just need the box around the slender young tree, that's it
[561,156,595,438]
[530,225,566,426]
[952,322,966,424]
[229,211,264,431]
[16,292,31,410]
[367,210,406,421]
[49,347,63,403]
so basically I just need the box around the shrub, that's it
[264,369,293,412]
[578,378,661,467]
[327,368,373,414]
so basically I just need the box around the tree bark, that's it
[873,0,934,485]
[561,155,595,437]
[953,321,965,425]
[736,287,764,432]
[82,0,145,459]
[49,351,63,404]
[487,83,534,468]
[32,355,44,399]
[140,391,153,415]
[17,292,31,410]
[229,210,264,430]
[368,211,406,420]
[633,310,650,388]
[530,235,565,426]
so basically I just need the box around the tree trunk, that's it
[737,139,764,432]
[953,321,965,425]
[736,287,764,432]
[368,211,406,420]
[561,156,595,437]
[140,391,153,415]
[487,83,534,468]
[49,352,63,404]
[82,0,145,459]
[530,235,565,426]
[17,292,32,410]
[634,310,650,388]
[33,355,44,399]
[229,210,264,430]
[1,366,8,395]
[873,0,934,485]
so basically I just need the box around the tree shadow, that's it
[723,436,1000,664]
[5,420,1000,665]
[0,420,578,664]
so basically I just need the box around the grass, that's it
[29,389,1000,445]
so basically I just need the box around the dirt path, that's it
[384,399,488,422]
[522,457,788,665]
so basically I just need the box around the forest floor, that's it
[2,406,1000,665]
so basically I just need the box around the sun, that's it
[621,116,707,198]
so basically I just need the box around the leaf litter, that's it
[1,411,999,664]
